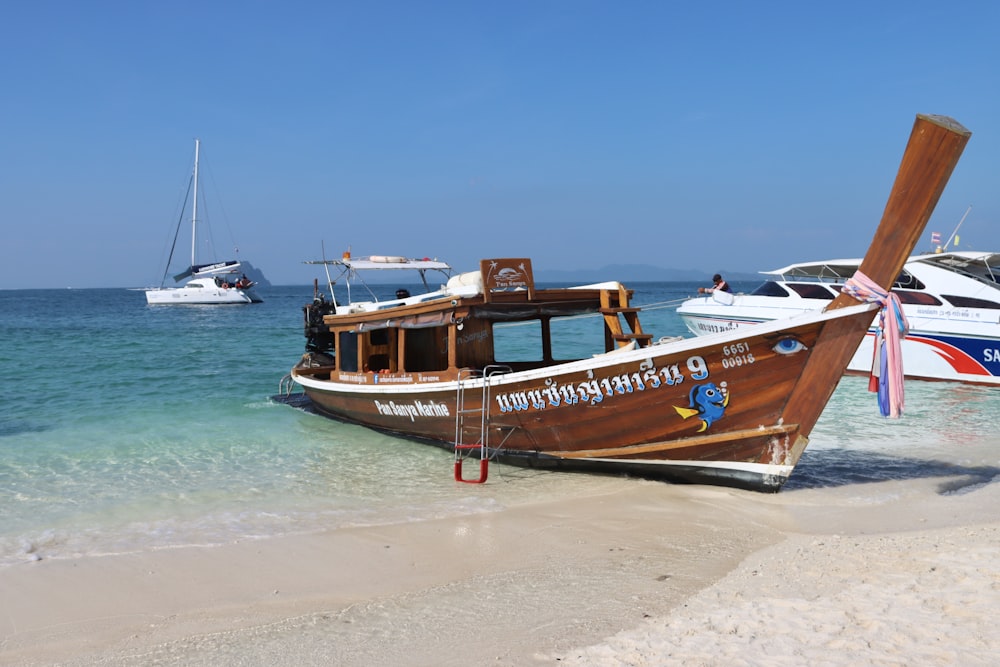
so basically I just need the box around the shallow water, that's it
[1,283,998,567]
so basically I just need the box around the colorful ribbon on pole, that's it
[841,271,909,418]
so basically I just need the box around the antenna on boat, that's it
[320,240,338,306]
[942,205,972,251]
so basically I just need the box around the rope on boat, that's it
[842,270,909,418]
[634,297,690,311]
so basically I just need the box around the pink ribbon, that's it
[841,271,909,418]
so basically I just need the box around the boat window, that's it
[493,321,543,362]
[750,281,790,297]
[338,332,358,372]
[940,294,1000,309]
[892,271,924,290]
[893,291,942,306]
[368,354,391,371]
[550,315,605,359]
[490,316,610,363]
[787,284,838,300]
[365,328,392,372]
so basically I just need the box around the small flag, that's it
[954,234,960,246]
[931,231,941,245]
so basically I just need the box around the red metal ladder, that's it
[453,365,509,483]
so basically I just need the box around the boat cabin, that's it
[297,258,652,384]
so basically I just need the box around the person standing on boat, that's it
[699,274,731,294]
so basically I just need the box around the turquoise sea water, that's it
[2,283,998,568]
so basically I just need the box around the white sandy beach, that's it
[2,475,998,666]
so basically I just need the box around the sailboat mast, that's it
[191,138,200,267]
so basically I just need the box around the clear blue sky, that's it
[2,1,998,289]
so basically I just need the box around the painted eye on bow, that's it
[772,337,807,355]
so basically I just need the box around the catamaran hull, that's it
[145,287,261,304]
[293,306,878,492]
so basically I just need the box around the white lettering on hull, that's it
[374,400,451,422]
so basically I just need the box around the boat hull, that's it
[145,286,261,305]
[294,305,878,492]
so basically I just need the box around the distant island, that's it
[238,261,272,288]
[533,264,762,283]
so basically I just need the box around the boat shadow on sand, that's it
[785,448,1000,494]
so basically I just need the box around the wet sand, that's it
[2,475,998,666]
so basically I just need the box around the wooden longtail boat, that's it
[286,114,970,492]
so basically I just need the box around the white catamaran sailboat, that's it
[144,139,262,305]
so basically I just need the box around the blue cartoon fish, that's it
[673,382,729,432]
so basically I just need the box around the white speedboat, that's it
[144,139,262,305]
[676,251,1000,385]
